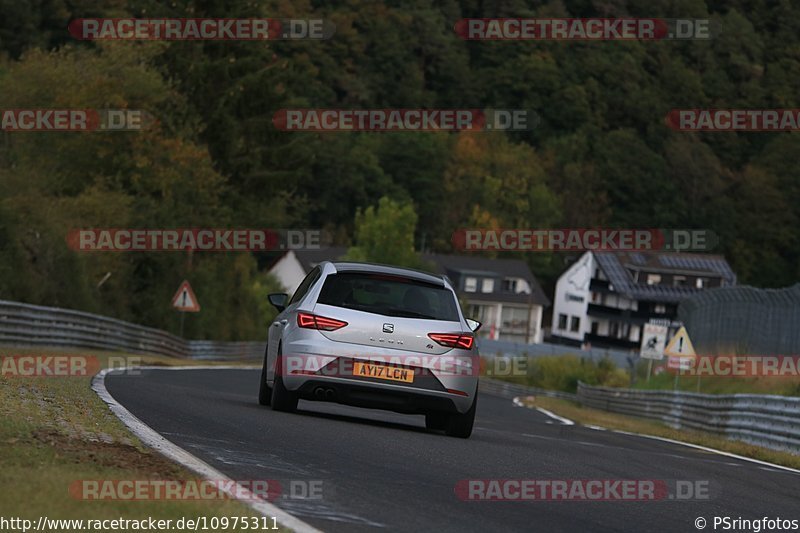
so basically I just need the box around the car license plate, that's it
[353,362,414,383]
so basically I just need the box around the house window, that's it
[570,316,580,332]
[558,314,568,330]
[673,276,686,287]
[501,307,528,332]
[610,322,620,337]
[654,304,666,314]
[646,274,661,285]
[592,292,602,303]
[481,278,494,293]
[696,278,706,289]
[502,278,517,292]
[464,277,477,292]
[591,321,599,334]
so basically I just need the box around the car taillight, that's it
[428,333,474,350]
[297,312,348,331]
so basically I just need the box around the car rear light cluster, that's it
[297,312,348,331]
[428,333,474,350]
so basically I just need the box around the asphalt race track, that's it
[105,368,799,532]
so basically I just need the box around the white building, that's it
[550,251,736,350]
[421,253,549,344]
[268,248,348,295]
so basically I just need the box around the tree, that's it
[344,196,422,268]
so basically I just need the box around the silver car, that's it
[258,261,480,438]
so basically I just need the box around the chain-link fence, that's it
[678,284,800,355]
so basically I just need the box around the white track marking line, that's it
[512,396,575,425]
[510,395,800,475]
[609,429,800,475]
[534,407,575,426]
[93,366,323,533]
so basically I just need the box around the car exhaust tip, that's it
[314,387,326,399]
[324,388,336,401]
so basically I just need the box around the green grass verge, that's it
[632,369,800,396]
[0,347,284,530]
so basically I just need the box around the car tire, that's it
[425,412,447,431]
[271,348,298,412]
[258,345,272,406]
[445,393,477,438]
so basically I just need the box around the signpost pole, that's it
[640,322,667,385]
[180,292,188,337]
[665,327,696,392]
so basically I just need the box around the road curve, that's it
[105,368,799,532]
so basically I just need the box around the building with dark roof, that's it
[550,251,736,350]
[268,248,549,343]
[421,253,550,344]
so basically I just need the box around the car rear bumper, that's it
[279,334,478,414]
[291,377,472,414]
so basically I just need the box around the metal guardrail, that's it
[0,300,264,360]
[479,378,577,401]
[188,341,263,360]
[577,382,800,454]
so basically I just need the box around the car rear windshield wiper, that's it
[381,308,437,319]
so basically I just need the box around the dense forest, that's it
[1,0,798,340]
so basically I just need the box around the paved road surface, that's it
[105,368,799,532]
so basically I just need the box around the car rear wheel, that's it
[258,345,272,406]
[271,348,298,412]
[445,393,477,438]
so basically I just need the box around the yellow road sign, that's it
[664,326,696,358]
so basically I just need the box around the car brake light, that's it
[428,333,474,350]
[297,312,348,331]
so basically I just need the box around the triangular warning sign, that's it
[172,280,200,312]
[664,326,695,358]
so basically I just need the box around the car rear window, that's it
[317,272,460,321]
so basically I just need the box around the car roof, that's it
[328,261,446,287]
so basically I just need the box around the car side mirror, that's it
[466,318,482,332]
[268,293,289,313]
